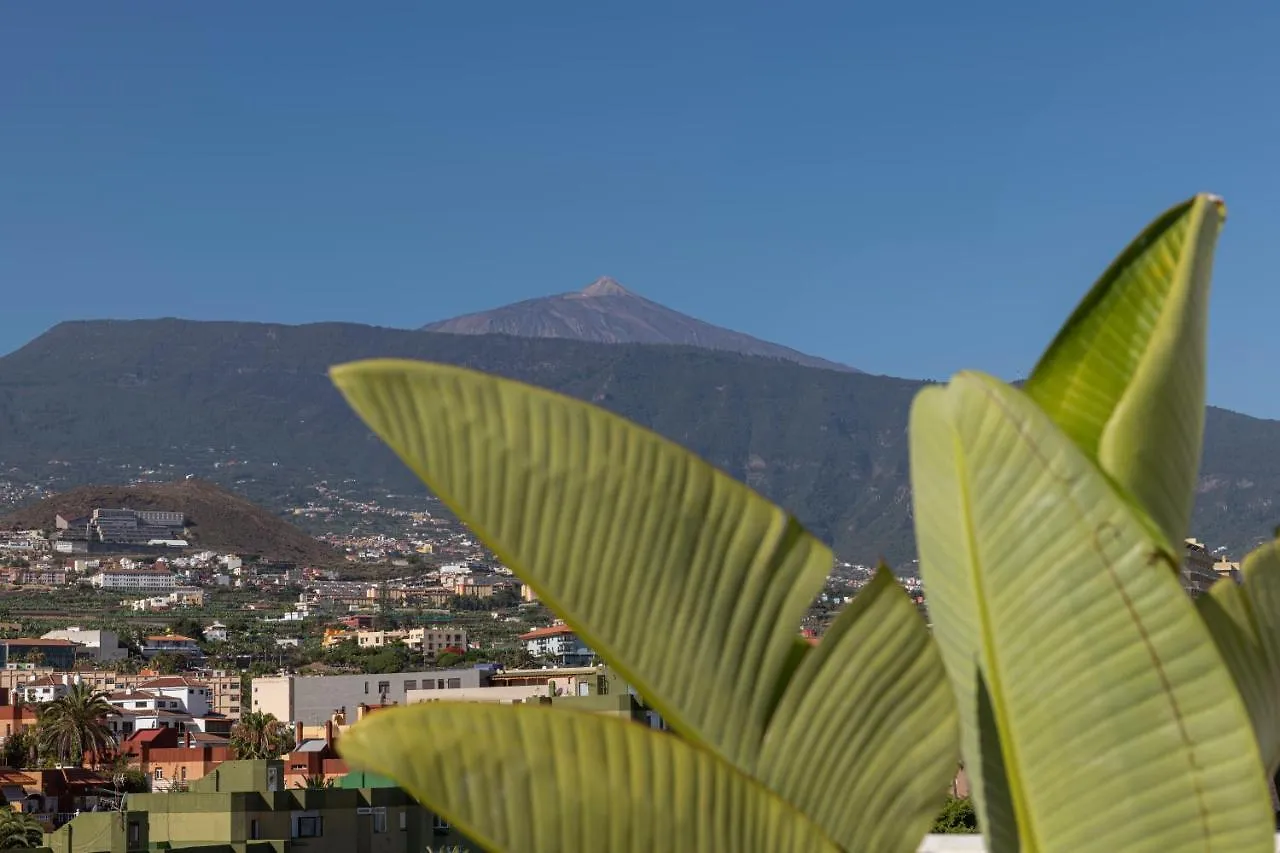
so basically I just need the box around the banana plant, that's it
[911,193,1278,851]
[330,360,959,851]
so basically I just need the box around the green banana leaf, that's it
[1198,538,1280,775]
[758,567,959,852]
[330,360,831,768]
[910,371,1272,852]
[339,702,841,853]
[331,360,959,851]
[1025,194,1225,554]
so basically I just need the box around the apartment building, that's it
[354,627,468,657]
[45,760,478,853]
[201,670,244,719]
[251,667,494,725]
[89,568,176,593]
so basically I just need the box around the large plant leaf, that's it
[338,703,840,853]
[330,360,832,768]
[1025,194,1226,552]
[1198,538,1280,774]
[757,567,959,852]
[910,371,1272,852]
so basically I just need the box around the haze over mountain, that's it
[0,318,1276,563]
[423,276,859,373]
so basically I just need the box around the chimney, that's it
[295,721,304,750]
[324,719,334,748]
[185,731,192,749]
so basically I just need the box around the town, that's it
[0,492,1251,849]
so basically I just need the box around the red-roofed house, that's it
[118,728,231,791]
[518,623,594,666]
[140,635,201,659]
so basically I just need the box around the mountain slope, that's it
[0,318,1276,563]
[423,277,858,373]
[0,479,336,564]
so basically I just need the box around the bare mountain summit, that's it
[422,277,858,372]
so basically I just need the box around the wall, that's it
[253,669,490,724]
[405,684,550,705]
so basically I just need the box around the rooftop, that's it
[519,624,578,641]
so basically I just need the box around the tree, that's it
[36,683,115,768]
[931,797,977,834]
[2,730,36,769]
[294,774,334,789]
[147,652,184,675]
[0,810,44,849]
[433,651,462,669]
[230,711,294,760]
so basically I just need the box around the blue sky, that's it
[3,3,1278,417]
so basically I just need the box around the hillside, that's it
[0,318,1277,563]
[0,480,336,565]
[423,277,858,373]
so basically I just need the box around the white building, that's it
[89,569,176,593]
[203,622,229,643]
[137,676,212,718]
[17,675,72,704]
[40,628,126,662]
[518,623,595,666]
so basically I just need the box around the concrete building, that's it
[251,667,494,725]
[202,621,229,643]
[354,626,468,657]
[0,638,79,670]
[89,568,176,593]
[41,628,126,663]
[201,669,245,719]
[137,676,213,717]
[44,759,478,853]
[1182,538,1220,597]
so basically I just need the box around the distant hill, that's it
[0,479,336,565]
[423,276,859,373]
[0,318,1276,563]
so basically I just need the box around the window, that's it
[377,681,390,695]
[399,812,407,831]
[433,815,451,835]
[180,766,187,781]
[403,680,416,691]
[373,808,387,833]
[421,681,434,690]
[447,678,461,689]
[295,816,323,838]
[363,681,369,695]
[128,822,140,844]
[153,768,163,780]
[436,679,444,689]
[250,819,260,840]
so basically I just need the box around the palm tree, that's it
[230,711,293,760]
[36,683,115,768]
[0,810,44,849]
[293,773,333,789]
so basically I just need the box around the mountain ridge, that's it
[0,318,1276,563]
[422,276,860,373]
